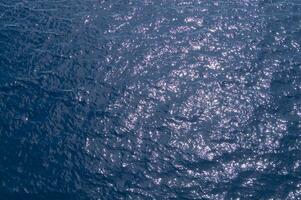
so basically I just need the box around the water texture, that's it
[1,0,301,199]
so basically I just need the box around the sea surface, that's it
[1,0,301,199]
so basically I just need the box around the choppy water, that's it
[1,0,301,199]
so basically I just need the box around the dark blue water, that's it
[1,0,301,199]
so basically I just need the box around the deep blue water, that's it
[1,0,301,199]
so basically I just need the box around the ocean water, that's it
[0,0,301,199]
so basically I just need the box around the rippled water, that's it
[1,0,301,199]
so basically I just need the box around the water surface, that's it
[1,0,301,199]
